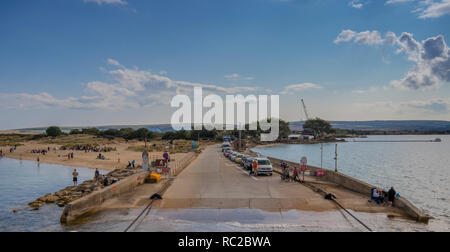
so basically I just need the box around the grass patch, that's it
[37,134,121,146]
[0,134,34,147]
[127,140,203,154]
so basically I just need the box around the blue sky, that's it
[0,0,449,129]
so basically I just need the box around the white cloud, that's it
[83,0,127,5]
[385,0,414,5]
[385,0,450,19]
[349,0,364,9]
[224,73,255,81]
[334,30,357,44]
[107,58,123,67]
[335,30,450,90]
[334,30,388,45]
[419,0,450,18]
[280,83,322,94]
[0,60,260,111]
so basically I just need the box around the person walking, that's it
[71,152,74,159]
[252,160,258,176]
[72,169,79,186]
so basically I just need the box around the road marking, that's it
[219,151,258,181]
[233,165,258,181]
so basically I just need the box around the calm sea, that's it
[0,158,103,232]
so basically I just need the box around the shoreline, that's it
[1,141,191,171]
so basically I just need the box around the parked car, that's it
[222,143,231,152]
[240,155,250,167]
[222,146,231,153]
[224,149,232,158]
[253,157,273,176]
[234,154,245,164]
[230,152,237,161]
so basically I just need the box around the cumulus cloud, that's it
[280,83,322,94]
[0,60,260,111]
[335,29,450,90]
[391,34,450,90]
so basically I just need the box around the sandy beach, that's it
[1,138,197,171]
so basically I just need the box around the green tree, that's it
[279,120,291,139]
[46,126,62,137]
[303,118,334,137]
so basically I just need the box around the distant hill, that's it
[3,120,450,135]
[1,124,175,135]
[290,120,450,132]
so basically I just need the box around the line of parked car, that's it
[221,142,273,176]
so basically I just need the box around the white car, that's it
[254,157,273,176]
[234,154,245,164]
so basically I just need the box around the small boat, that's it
[435,138,442,142]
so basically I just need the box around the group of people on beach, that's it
[31,149,48,155]
[67,152,74,160]
[61,145,112,153]
[9,146,17,153]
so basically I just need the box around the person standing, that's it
[132,160,135,168]
[71,152,74,159]
[388,187,396,207]
[293,166,299,182]
[252,160,258,176]
[95,168,100,181]
[72,169,79,186]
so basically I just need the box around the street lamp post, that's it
[320,143,323,169]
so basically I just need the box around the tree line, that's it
[44,119,295,142]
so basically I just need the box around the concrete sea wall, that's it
[60,152,198,224]
[60,171,149,224]
[265,155,431,223]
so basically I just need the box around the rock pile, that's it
[28,167,141,210]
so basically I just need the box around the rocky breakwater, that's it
[28,167,142,210]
